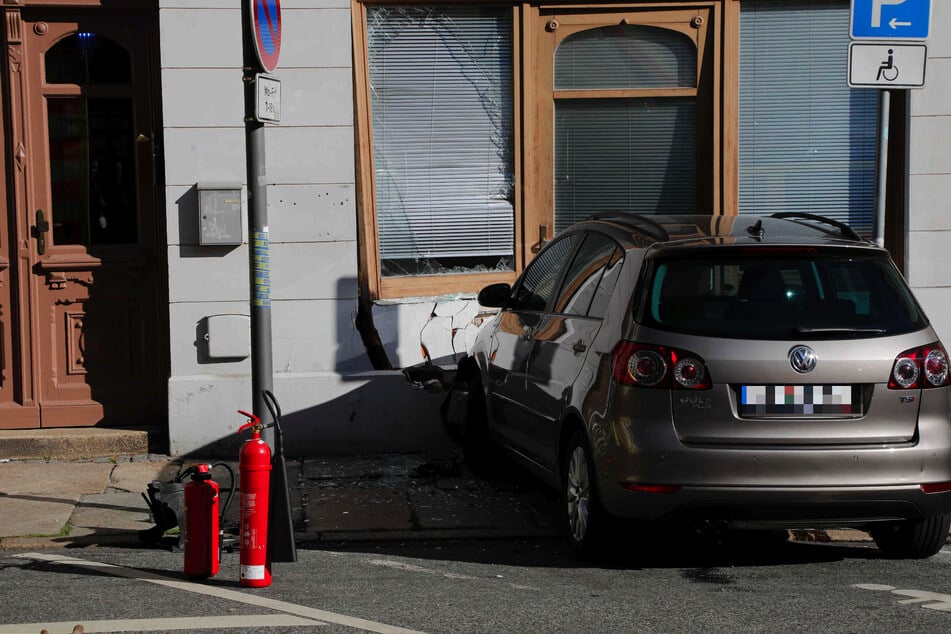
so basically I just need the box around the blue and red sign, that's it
[250,0,281,72]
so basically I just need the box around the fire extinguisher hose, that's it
[174,462,238,523]
[210,462,237,521]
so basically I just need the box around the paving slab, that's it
[294,454,428,483]
[0,494,79,538]
[302,486,414,532]
[0,462,111,496]
[69,491,154,535]
[109,461,177,493]
[409,485,555,531]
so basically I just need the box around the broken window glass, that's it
[367,6,515,277]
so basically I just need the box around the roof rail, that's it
[583,213,670,242]
[769,212,864,243]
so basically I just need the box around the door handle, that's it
[572,340,587,355]
[32,209,50,255]
[531,224,550,254]
[519,325,533,341]
[139,131,162,185]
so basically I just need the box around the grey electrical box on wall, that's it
[197,182,243,245]
[205,314,251,359]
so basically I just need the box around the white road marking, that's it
[368,558,480,580]
[12,552,425,634]
[892,589,951,612]
[366,558,540,591]
[852,583,895,591]
[0,614,321,633]
[853,583,951,613]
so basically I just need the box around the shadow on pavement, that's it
[303,528,882,572]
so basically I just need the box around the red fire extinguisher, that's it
[237,409,272,587]
[183,463,220,578]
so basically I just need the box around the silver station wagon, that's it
[448,213,951,558]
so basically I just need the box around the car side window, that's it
[587,247,623,319]
[555,233,620,317]
[512,234,581,312]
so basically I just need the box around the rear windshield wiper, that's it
[795,326,887,335]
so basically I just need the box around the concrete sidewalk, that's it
[2,429,941,553]
[0,453,565,550]
[0,427,898,551]
[0,455,179,549]
[0,452,882,552]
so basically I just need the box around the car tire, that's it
[870,513,951,559]
[563,430,608,558]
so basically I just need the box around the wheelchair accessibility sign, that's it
[848,42,926,88]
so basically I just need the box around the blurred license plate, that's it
[739,385,859,416]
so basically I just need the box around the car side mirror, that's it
[477,282,512,308]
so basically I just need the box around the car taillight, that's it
[920,482,951,494]
[889,343,951,389]
[611,342,712,390]
[620,482,682,494]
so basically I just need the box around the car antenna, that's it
[747,218,765,238]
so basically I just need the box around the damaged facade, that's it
[2,0,951,457]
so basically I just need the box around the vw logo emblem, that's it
[789,346,817,374]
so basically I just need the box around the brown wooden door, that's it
[0,7,165,428]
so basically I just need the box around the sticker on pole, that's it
[250,0,281,73]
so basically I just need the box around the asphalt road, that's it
[2,535,950,633]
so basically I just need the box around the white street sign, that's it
[255,73,282,123]
[848,42,926,88]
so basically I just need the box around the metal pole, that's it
[242,3,275,446]
[242,0,296,565]
[875,89,890,247]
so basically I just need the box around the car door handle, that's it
[520,325,533,341]
[572,340,587,355]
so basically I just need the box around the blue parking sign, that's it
[851,0,932,40]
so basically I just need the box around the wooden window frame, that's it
[529,4,720,236]
[352,1,523,301]
[353,0,897,300]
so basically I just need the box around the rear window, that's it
[639,250,928,339]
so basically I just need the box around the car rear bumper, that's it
[601,483,951,527]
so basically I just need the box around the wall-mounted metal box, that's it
[205,314,251,359]
[198,182,243,246]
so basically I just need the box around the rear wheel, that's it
[563,430,607,557]
[870,513,951,559]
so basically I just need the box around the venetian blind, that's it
[552,25,697,231]
[739,0,879,236]
[554,99,696,231]
[367,6,515,277]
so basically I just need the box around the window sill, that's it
[376,271,516,301]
